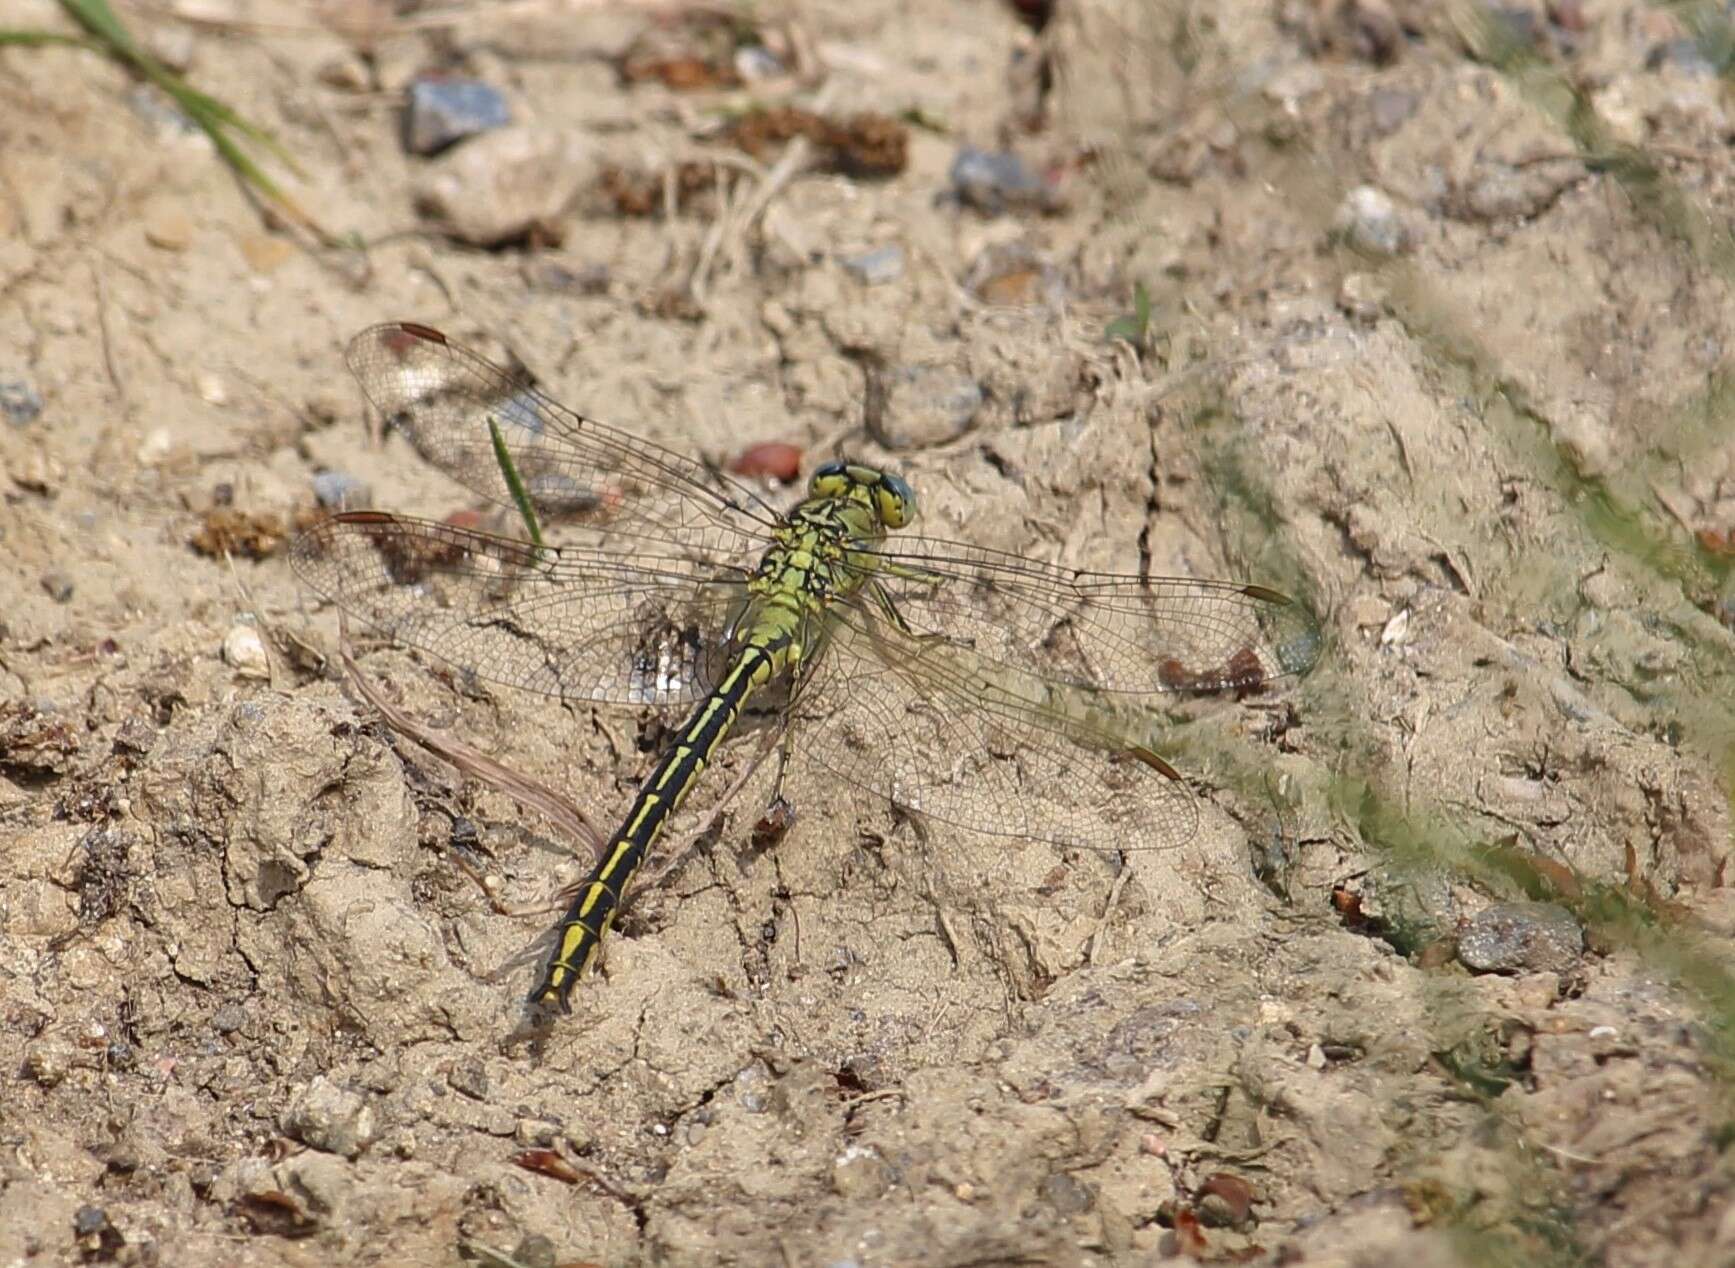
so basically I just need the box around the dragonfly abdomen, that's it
[530,640,777,1009]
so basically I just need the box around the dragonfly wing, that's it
[291,511,746,708]
[346,322,779,563]
[789,608,1199,854]
[855,536,1321,697]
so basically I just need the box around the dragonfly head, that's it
[808,460,918,529]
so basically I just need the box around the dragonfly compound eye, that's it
[875,471,917,528]
[807,459,850,499]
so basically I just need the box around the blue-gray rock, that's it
[403,78,511,156]
[949,146,1060,214]
[312,472,372,509]
[841,244,906,286]
[1,380,42,426]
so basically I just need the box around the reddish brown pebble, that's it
[729,442,803,483]
[1198,1172,1255,1225]
[443,509,488,532]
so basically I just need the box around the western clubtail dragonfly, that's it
[290,322,1319,1009]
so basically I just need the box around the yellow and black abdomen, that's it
[531,642,774,1009]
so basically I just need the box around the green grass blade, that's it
[53,0,320,234]
[489,418,547,552]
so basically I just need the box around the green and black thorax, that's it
[733,460,919,679]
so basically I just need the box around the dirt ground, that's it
[3,0,1735,1264]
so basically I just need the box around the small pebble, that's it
[24,1037,74,1087]
[0,380,43,426]
[524,259,611,295]
[144,208,193,252]
[831,1145,890,1200]
[317,53,373,92]
[282,1075,377,1159]
[729,442,803,483]
[734,1063,772,1113]
[840,244,906,286]
[221,625,270,680]
[402,77,512,156]
[1647,39,1722,76]
[734,45,786,82]
[1197,1172,1256,1227]
[147,25,196,72]
[126,85,197,135]
[1333,185,1408,255]
[196,372,229,406]
[312,471,372,509]
[949,146,1062,214]
[73,1204,123,1258]
[40,571,73,603]
[1458,901,1583,975]
[238,233,294,275]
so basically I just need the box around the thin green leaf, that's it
[0,29,94,48]
[489,418,547,552]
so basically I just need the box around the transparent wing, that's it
[776,553,1318,854]
[345,322,781,563]
[290,512,747,708]
[788,605,1200,854]
[839,536,1320,695]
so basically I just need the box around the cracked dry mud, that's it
[2,1,1734,1265]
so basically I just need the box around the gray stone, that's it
[841,244,906,286]
[1,380,42,426]
[403,77,511,155]
[1458,901,1583,975]
[312,471,371,509]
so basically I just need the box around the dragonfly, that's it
[290,322,1320,1010]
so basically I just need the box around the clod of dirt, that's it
[414,127,595,247]
[282,1075,377,1159]
[596,160,720,218]
[618,10,745,90]
[727,107,909,178]
[864,362,983,449]
[189,506,319,561]
[0,700,80,778]
[964,241,1067,307]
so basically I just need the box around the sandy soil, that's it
[2,0,1734,1264]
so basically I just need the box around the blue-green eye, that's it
[808,459,849,498]
[875,471,917,527]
